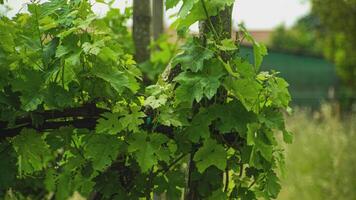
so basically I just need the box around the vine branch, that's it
[200,0,220,41]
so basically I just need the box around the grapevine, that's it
[0,1,292,199]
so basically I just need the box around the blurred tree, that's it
[133,0,151,63]
[312,0,356,107]
[270,14,323,56]
[152,0,164,40]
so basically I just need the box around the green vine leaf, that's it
[83,134,122,171]
[208,190,228,200]
[213,101,257,134]
[174,59,224,105]
[153,170,185,199]
[253,42,268,70]
[193,138,227,173]
[166,0,180,9]
[11,69,44,111]
[119,105,146,133]
[267,77,291,108]
[96,106,145,134]
[144,94,168,109]
[234,58,255,78]
[179,0,198,19]
[54,170,95,200]
[247,123,261,146]
[93,67,140,94]
[184,107,215,142]
[255,139,273,162]
[216,39,237,51]
[239,24,268,70]
[224,76,263,113]
[128,132,157,173]
[283,130,294,144]
[128,132,174,173]
[0,143,17,189]
[96,112,123,135]
[176,0,235,31]
[12,129,53,175]
[157,106,188,127]
[44,83,74,108]
[266,171,282,198]
[172,38,214,72]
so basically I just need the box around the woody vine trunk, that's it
[185,2,234,200]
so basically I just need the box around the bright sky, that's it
[2,0,310,30]
[234,0,310,30]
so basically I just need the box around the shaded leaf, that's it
[12,129,52,174]
[194,138,227,173]
[83,134,122,171]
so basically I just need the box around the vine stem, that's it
[224,166,229,192]
[248,175,266,189]
[200,0,220,41]
[33,3,45,70]
[154,153,188,176]
[146,168,155,200]
[239,163,243,177]
[71,138,86,160]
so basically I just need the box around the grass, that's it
[278,105,356,200]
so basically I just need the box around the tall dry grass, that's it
[278,105,356,200]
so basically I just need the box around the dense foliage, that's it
[312,0,356,106]
[0,0,292,199]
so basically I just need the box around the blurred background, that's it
[1,0,356,199]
